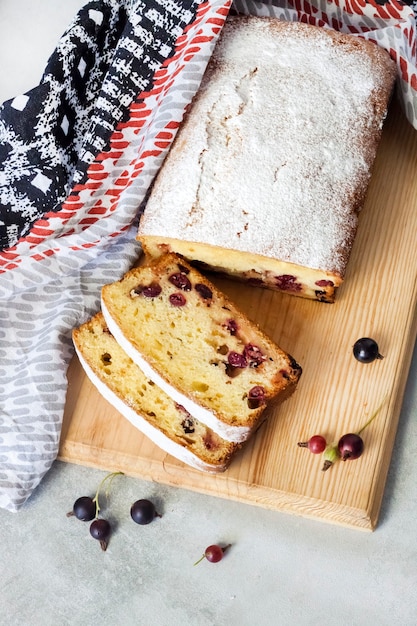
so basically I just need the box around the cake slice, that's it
[137,16,397,302]
[73,312,240,473]
[101,253,302,442]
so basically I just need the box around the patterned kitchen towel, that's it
[0,0,231,512]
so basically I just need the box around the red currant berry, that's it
[194,543,231,565]
[297,435,327,454]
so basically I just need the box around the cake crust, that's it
[138,16,397,301]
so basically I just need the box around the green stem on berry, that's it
[193,554,207,566]
[92,471,124,518]
[356,394,388,436]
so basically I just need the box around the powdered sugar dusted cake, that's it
[137,16,397,302]
[73,312,241,473]
[101,253,302,443]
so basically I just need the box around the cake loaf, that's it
[101,253,302,443]
[137,16,397,302]
[73,312,241,473]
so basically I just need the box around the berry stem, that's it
[92,471,124,518]
[356,395,388,436]
[193,554,206,566]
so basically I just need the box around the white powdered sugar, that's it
[141,17,396,275]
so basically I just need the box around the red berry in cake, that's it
[169,293,187,306]
[315,279,334,287]
[247,385,266,409]
[169,272,192,291]
[275,274,302,292]
[228,351,247,368]
[224,319,238,335]
[195,283,213,300]
[175,402,195,435]
[131,282,162,298]
[142,283,162,298]
[297,435,327,454]
[194,543,231,565]
[243,343,266,367]
[177,405,196,433]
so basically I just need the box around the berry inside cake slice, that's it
[101,253,302,442]
[73,312,240,472]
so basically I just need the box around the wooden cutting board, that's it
[59,97,417,530]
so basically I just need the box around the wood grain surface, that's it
[59,96,417,530]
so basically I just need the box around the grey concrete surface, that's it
[2,339,416,626]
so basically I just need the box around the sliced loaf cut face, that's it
[101,253,302,442]
[73,312,240,473]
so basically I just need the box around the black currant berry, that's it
[353,338,384,363]
[90,518,111,551]
[67,496,96,521]
[130,499,161,525]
